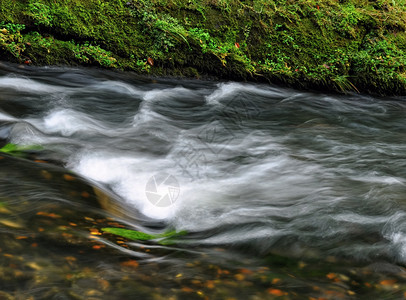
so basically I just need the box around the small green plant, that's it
[261,48,292,73]
[0,22,25,34]
[188,28,218,53]
[28,2,53,27]
[0,22,26,58]
[333,4,362,38]
[25,31,52,48]
[332,75,359,93]
[136,59,151,72]
[353,39,406,76]
[73,42,117,67]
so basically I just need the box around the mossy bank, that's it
[1,0,406,95]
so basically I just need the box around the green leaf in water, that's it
[0,143,19,153]
[102,228,157,240]
[0,143,43,156]
[101,227,187,244]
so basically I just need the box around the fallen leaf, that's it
[0,206,12,214]
[26,262,42,270]
[380,279,397,286]
[40,170,52,180]
[63,174,75,181]
[120,260,139,268]
[272,278,281,284]
[36,211,61,218]
[65,256,77,262]
[239,268,253,275]
[89,228,102,235]
[205,280,215,289]
[234,274,245,281]
[181,287,193,293]
[267,288,286,296]
[98,279,110,291]
[0,219,24,228]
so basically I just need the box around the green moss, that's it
[0,0,405,95]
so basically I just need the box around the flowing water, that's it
[0,61,406,299]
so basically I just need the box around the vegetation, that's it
[102,227,187,244]
[0,143,43,157]
[0,0,405,95]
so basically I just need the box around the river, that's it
[0,61,405,299]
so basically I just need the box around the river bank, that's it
[1,0,406,95]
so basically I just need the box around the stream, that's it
[0,61,406,299]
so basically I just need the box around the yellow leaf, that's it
[0,219,24,228]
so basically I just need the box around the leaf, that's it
[147,57,154,66]
[0,143,43,157]
[267,288,286,296]
[102,227,157,240]
[120,259,139,268]
[0,143,18,153]
[101,227,187,244]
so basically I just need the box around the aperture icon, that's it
[145,173,180,207]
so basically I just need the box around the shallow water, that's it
[0,62,406,299]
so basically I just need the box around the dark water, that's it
[0,62,406,299]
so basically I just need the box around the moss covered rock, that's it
[0,0,405,95]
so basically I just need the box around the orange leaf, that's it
[89,228,101,235]
[120,260,139,268]
[36,211,61,218]
[267,288,286,296]
[380,279,397,286]
[234,274,245,281]
[63,174,75,181]
[272,278,281,284]
[205,280,215,289]
[65,256,77,262]
[181,287,194,293]
[147,57,154,66]
[239,268,253,275]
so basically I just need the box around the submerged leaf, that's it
[101,227,187,243]
[0,143,43,157]
[102,228,156,240]
[0,143,18,153]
